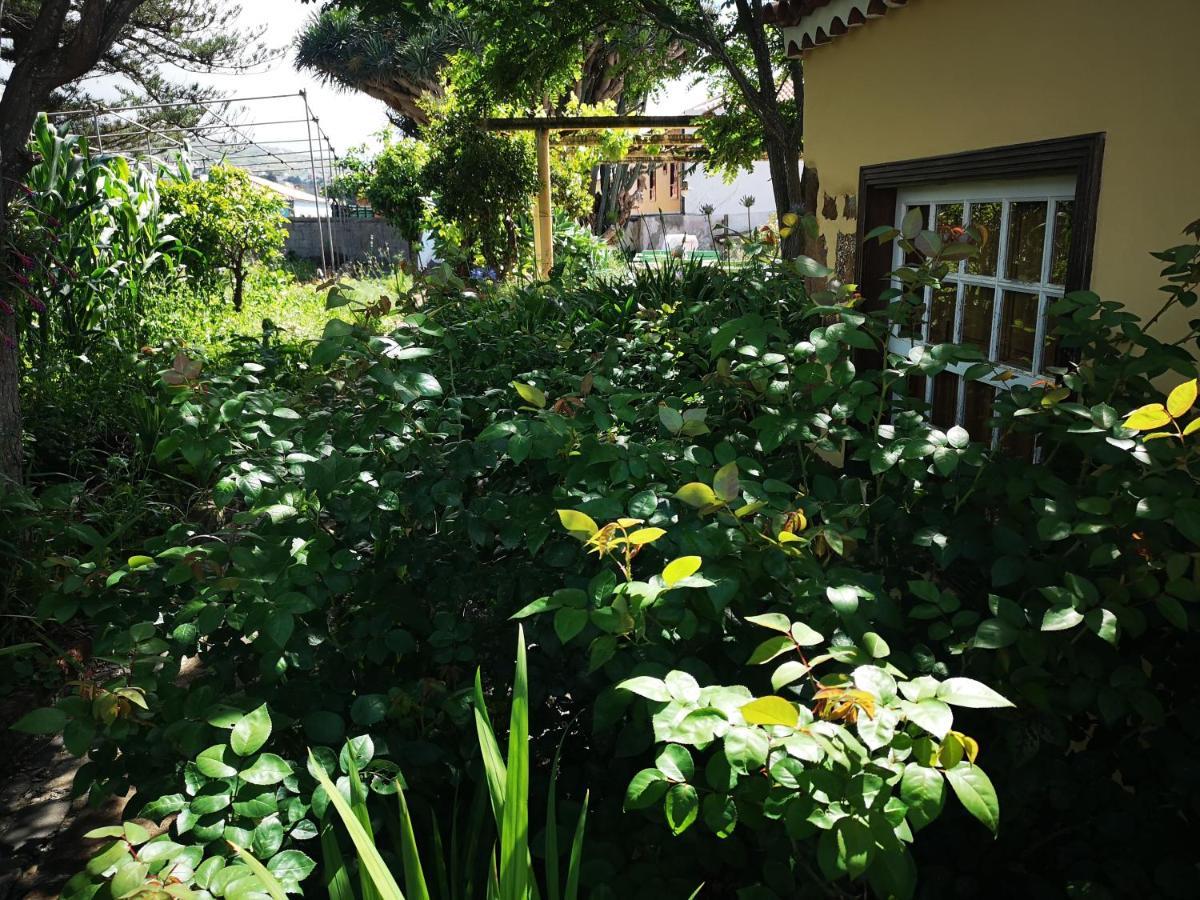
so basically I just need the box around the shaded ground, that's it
[0,729,129,900]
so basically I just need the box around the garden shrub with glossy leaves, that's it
[9,218,1200,899]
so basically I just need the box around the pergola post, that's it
[535,127,553,279]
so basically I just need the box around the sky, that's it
[85,0,708,156]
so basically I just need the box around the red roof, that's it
[764,0,911,53]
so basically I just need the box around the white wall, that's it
[685,161,775,219]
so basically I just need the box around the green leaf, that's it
[906,698,953,739]
[662,556,702,588]
[227,844,288,900]
[674,482,719,509]
[712,462,739,503]
[723,726,769,774]
[744,612,789,633]
[747,635,793,665]
[658,406,684,434]
[512,381,546,409]
[554,607,589,643]
[239,753,293,786]
[1157,595,1188,630]
[826,585,860,615]
[900,763,945,832]
[499,626,530,900]
[655,744,694,782]
[944,763,1000,835]
[308,751,405,900]
[111,860,150,899]
[740,696,798,728]
[624,768,668,810]
[616,676,670,702]
[936,678,1015,709]
[197,744,238,778]
[10,707,67,734]
[702,793,737,838]
[556,508,598,540]
[230,704,272,757]
[664,783,699,835]
[351,694,389,726]
[1041,605,1084,632]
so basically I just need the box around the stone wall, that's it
[284,217,410,267]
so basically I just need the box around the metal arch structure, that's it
[46,91,361,273]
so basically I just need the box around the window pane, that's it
[1050,201,1074,285]
[964,380,995,443]
[935,202,964,240]
[931,372,959,429]
[998,290,1039,369]
[903,205,930,266]
[905,374,928,407]
[896,290,926,339]
[967,202,1001,275]
[929,282,957,344]
[1006,201,1048,282]
[1042,312,1060,370]
[961,285,995,351]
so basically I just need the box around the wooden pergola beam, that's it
[484,115,701,131]
[483,114,707,279]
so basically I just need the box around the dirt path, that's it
[0,733,130,900]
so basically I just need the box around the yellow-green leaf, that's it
[1123,403,1171,431]
[740,696,799,729]
[662,556,701,587]
[1184,417,1200,436]
[512,381,547,409]
[713,462,739,503]
[626,528,666,545]
[675,483,719,509]
[1167,378,1198,418]
[556,509,599,540]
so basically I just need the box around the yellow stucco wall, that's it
[800,0,1200,328]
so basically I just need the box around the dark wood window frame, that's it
[855,133,1105,306]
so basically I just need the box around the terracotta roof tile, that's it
[765,0,909,52]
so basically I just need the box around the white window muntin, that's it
[888,176,1075,437]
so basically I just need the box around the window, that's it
[669,163,678,198]
[855,134,1104,448]
[649,168,657,200]
[888,177,1075,443]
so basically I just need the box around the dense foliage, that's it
[420,108,537,278]
[159,166,289,310]
[5,199,1200,898]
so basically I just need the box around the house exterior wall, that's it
[633,162,684,215]
[797,0,1200,327]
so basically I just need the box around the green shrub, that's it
[160,165,289,309]
[422,108,537,278]
[7,217,1200,899]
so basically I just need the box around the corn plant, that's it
[309,626,588,900]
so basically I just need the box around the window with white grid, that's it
[888,176,1076,443]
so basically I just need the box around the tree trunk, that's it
[765,135,805,260]
[232,267,246,311]
[0,296,21,486]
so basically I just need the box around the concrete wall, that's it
[687,161,776,219]
[624,211,777,251]
[796,0,1200,330]
[285,217,410,266]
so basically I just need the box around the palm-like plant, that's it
[294,7,475,133]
